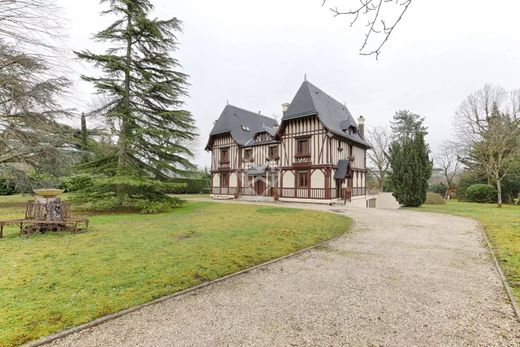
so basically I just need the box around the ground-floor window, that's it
[220,172,229,187]
[297,170,309,188]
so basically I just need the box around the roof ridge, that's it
[303,80,320,115]
[225,104,277,122]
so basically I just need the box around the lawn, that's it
[419,201,520,302]
[0,195,351,346]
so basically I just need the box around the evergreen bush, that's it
[465,184,497,203]
[424,192,446,205]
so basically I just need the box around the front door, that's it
[336,180,342,198]
[255,176,266,195]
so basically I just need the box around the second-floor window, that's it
[268,145,279,160]
[296,138,310,157]
[244,148,252,160]
[220,148,229,163]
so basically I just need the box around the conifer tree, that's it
[390,110,427,141]
[75,0,196,212]
[388,114,432,207]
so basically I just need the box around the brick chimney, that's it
[357,115,365,139]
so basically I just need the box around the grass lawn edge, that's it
[23,212,353,347]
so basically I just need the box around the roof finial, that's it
[304,73,307,81]
[226,99,229,105]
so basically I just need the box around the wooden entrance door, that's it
[336,180,342,198]
[255,176,266,195]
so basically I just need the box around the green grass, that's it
[418,201,520,301]
[0,195,351,346]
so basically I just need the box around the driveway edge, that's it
[478,224,520,322]
[24,217,354,347]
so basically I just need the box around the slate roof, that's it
[283,81,370,147]
[247,164,268,175]
[334,159,351,180]
[206,104,279,150]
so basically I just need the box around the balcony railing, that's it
[211,186,366,199]
[280,188,327,199]
[211,186,238,195]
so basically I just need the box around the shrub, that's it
[429,183,448,197]
[0,178,16,195]
[62,174,94,192]
[457,170,487,201]
[70,174,186,213]
[424,192,446,205]
[167,178,209,194]
[465,184,497,203]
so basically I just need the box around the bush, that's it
[465,184,497,203]
[70,174,186,213]
[0,178,16,195]
[424,192,446,205]
[62,174,94,192]
[429,183,448,197]
[167,178,210,194]
[457,170,487,201]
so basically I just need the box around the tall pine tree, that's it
[75,0,196,212]
[388,114,432,207]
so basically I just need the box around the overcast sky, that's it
[57,0,520,168]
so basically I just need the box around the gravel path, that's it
[46,203,520,346]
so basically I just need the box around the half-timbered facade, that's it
[205,80,371,205]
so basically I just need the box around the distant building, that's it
[205,80,371,205]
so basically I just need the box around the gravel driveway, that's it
[46,203,520,346]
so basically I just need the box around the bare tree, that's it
[0,1,72,173]
[456,85,520,207]
[322,0,413,59]
[366,126,391,190]
[435,140,461,199]
[455,84,507,144]
[0,0,63,51]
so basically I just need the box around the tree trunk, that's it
[118,6,132,172]
[496,178,502,208]
[445,178,451,199]
[115,6,133,200]
[80,113,89,163]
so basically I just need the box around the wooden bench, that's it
[0,218,89,238]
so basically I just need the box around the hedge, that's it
[168,178,210,194]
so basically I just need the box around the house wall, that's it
[283,170,294,187]
[312,169,325,188]
[352,145,365,169]
[280,115,328,167]
[241,143,279,166]
[211,134,239,171]
[330,137,349,163]
[212,174,219,187]
[209,114,368,200]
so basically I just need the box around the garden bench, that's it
[0,218,89,238]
